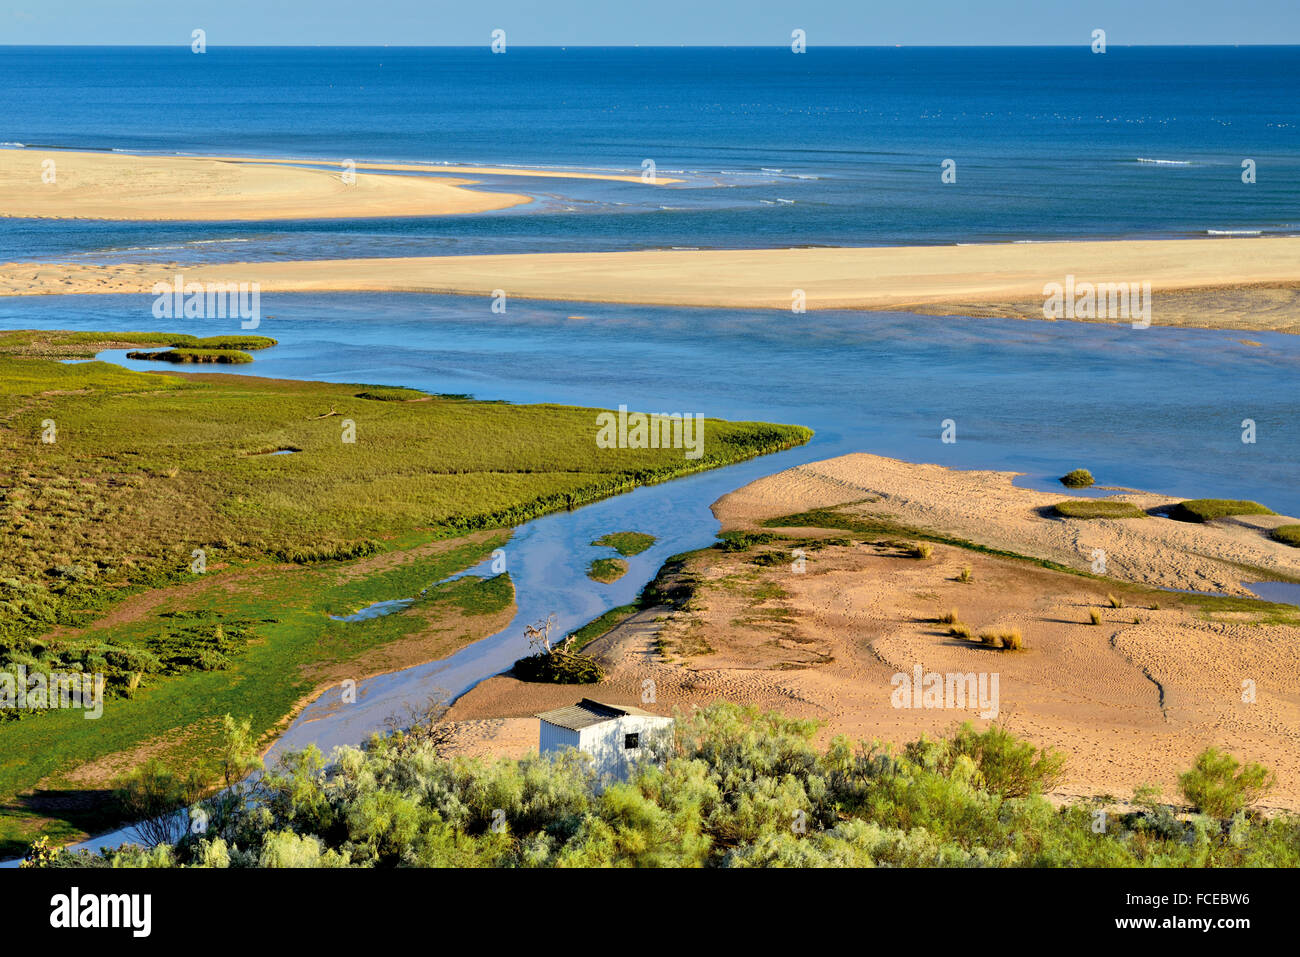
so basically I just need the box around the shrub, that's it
[906,542,933,560]
[1053,500,1146,520]
[1169,499,1275,523]
[1178,747,1275,818]
[512,652,604,684]
[944,723,1066,798]
[1088,608,1102,625]
[938,608,960,625]
[949,623,972,639]
[1269,525,1300,547]
[957,566,973,583]
[1060,469,1094,489]
[1107,593,1124,609]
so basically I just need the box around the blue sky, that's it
[3,0,1298,45]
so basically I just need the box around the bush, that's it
[1060,469,1094,489]
[1053,500,1146,520]
[905,542,933,559]
[949,623,972,639]
[512,651,604,684]
[938,608,959,625]
[1107,593,1124,609]
[1179,747,1275,818]
[1169,499,1275,523]
[1088,608,1102,625]
[957,566,973,583]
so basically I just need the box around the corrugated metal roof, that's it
[535,698,657,731]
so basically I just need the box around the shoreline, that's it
[4,238,1299,332]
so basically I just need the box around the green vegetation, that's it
[28,705,1298,868]
[1060,469,1094,489]
[354,386,430,402]
[125,348,254,364]
[0,331,810,852]
[905,542,933,559]
[1179,748,1276,818]
[591,531,657,556]
[587,557,629,584]
[0,330,276,358]
[1269,525,1300,547]
[1053,500,1147,520]
[566,604,640,654]
[1169,499,1275,523]
[512,652,604,684]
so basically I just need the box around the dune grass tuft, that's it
[980,628,1023,651]
[1089,608,1102,625]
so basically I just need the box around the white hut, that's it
[536,698,674,779]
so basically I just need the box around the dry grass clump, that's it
[979,628,1023,651]
[1088,608,1102,625]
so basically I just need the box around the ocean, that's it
[2,45,1298,262]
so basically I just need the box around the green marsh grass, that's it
[1053,500,1147,520]
[1169,499,1275,523]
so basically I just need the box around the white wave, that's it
[1136,157,1192,165]
[1206,229,1262,236]
[0,142,26,148]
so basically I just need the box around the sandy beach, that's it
[444,453,1300,809]
[3,237,1299,332]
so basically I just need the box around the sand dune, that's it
[3,236,1299,332]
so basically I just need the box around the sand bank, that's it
[0,148,538,220]
[4,237,1299,332]
[445,453,1300,807]
[714,453,1300,596]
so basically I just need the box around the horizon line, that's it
[3,42,1299,48]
